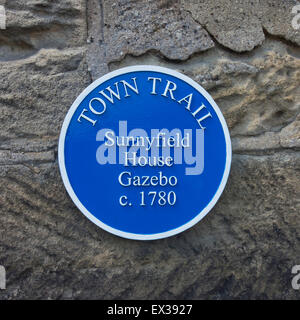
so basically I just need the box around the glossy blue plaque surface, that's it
[58,66,231,240]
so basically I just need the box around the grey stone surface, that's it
[1,0,86,61]
[88,0,215,79]
[182,0,300,52]
[0,48,89,141]
[0,0,299,299]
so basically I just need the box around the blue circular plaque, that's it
[58,66,231,240]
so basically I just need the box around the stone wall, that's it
[0,0,299,299]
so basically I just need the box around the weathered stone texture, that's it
[88,0,215,79]
[182,0,300,51]
[0,1,86,61]
[0,0,300,299]
[0,48,89,139]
